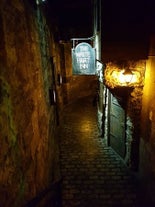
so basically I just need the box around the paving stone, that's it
[59,96,147,207]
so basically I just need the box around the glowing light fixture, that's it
[104,64,144,88]
[122,68,133,83]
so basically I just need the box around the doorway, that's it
[108,93,126,158]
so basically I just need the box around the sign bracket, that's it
[71,36,95,49]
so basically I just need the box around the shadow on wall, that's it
[67,75,98,104]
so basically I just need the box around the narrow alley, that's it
[59,96,145,207]
[1,1,155,206]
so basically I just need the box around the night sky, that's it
[102,0,155,42]
[48,0,155,42]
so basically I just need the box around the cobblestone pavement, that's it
[59,96,146,207]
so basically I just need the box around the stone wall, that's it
[0,1,60,206]
[103,60,146,169]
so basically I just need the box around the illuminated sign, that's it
[72,42,96,75]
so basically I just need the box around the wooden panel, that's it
[109,94,126,158]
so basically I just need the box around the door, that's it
[109,93,126,158]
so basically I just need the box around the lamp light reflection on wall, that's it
[104,65,143,88]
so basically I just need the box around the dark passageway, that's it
[1,1,155,206]
[59,96,146,207]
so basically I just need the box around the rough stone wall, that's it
[0,1,60,206]
[126,86,145,170]
[125,61,146,170]
[103,60,146,169]
[140,36,155,203]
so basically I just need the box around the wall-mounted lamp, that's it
[122,68,133,84]
[104,64,144,88]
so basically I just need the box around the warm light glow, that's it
[104,62,144,88]
[112,70,140,86]
[119,70,130,83]
[123,69,133,83]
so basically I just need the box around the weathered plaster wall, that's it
[140,36,155,203]
[0,1,60,206]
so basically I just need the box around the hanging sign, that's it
[72,42,96,75]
